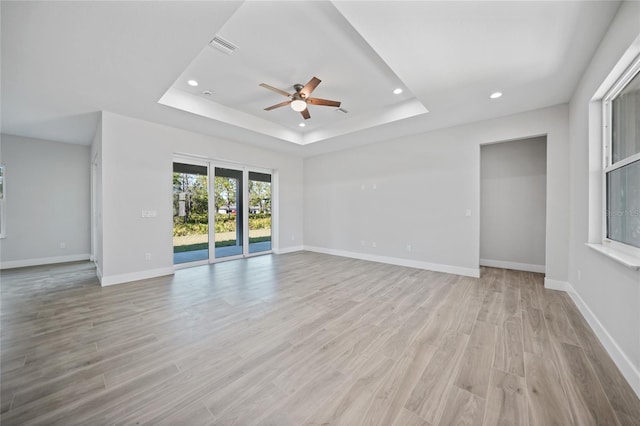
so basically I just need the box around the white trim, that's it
[244,250,273,258]
[100,267,174,287]
[242,168,249,256]
[0,163,6,239]
[95,263,103,283]
[173,259,209,270]
[543,277,570,291]
[586,243,640,270]
[273,246,304,255]
[563,281,640,398]
[304,246,480,278]
[480,259,545,273]
[271,170,280,255]
[212,253,244,263]
[0,254,91,270]
[601,53,640,255]
[604,152,640,173]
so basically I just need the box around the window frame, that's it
[0,164,5,239]
[601,54,640,258]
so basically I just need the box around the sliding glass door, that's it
[214,167,243,259]
[173,162,209,265]
[248,172,272,254]
[173,158,273,267]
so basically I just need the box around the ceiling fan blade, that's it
[259,83,291,98]
[264,100,292,111]
[301,108,311,120]
[307,98,341,107]
[300,77,321,98]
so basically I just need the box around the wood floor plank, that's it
[493,314,525,377]
[0,374,106,425]
[522,306,552,356]
[404,332,468,424]
[258,366,347,425]
[454,320,498,398]
[477,291,504,325]
[553,341,620,426]
[1,254,638,426]
[541,291,580,346]
[302,354,393,425]
[155,400,214,426]
[393,408,433,426]
[558,293,640,425]
[483,369,528,426]
[360,334,437,426]
[524,352,574,426]
[439,386,486,426]
[212,381,286,426]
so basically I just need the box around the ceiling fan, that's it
[260,76,341,120]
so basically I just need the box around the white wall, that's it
[91,116,103,277]
[568,1,640,395]
[98,111,304,285]
[480,136,546,273]
[0,134,91,268]
[304,104,569,281]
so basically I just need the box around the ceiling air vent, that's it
[209,35,237,55]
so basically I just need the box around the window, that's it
[0,164,5,238]
[603,56,640,254]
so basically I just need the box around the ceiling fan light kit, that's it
[291,99,307,112]
[260,76,341,120]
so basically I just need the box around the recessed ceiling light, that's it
[490,92,502,99]
[187,80,199,87]
[393,88,403,95]
[298,123,306,127]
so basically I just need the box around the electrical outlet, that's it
[145,253,151,261]
[372,241,377,248]
[406,244,412,252]
[59,242,66,249]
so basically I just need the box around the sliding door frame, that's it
[173,155,211,269]
[210,160,273,263]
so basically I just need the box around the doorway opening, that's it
[480,136,547,273]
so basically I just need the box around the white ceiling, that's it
[1,1,620,156]
[161,1,427,145]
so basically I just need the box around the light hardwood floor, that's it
[1,252,639,425]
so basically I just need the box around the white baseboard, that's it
[0,253,91,270]
[273,245,304,255]
[100,267,175,287]
[304,245,480,278]
[544,277,570,291]
[480,259,545,273]
[548,278,640,398]
[95,264,103,284]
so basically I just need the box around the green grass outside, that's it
[173,236,272,253]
